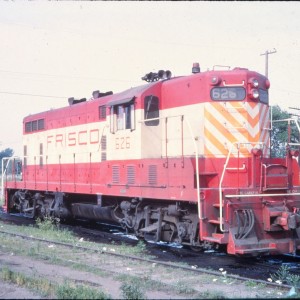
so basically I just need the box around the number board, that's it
[211,87,246,101]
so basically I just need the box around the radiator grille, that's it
[127,165,135,185]
[101,152,107,161]
[112,165,120,184]
[101,135,107,150]
[101,135,107,161]
[148,165,157,185]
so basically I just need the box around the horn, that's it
[165,70,172,79]
[158,70,165,79]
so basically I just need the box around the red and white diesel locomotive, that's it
[3,63,300,256]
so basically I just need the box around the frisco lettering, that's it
[47,129,100,147]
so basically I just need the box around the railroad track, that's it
[0,210,299,287]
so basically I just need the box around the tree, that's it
[270,105,300,157]
[0,148,14,173]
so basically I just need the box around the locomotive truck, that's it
[3,63,300,256]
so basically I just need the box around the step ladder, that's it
[202,202,228,244]
[260,164,289,191]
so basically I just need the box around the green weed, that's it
[135,240,147,253]
[245,280,257,287]
[118,240,148,257]
[174,280,195,295]
[270,265,290,283]
[245,280,266,289]
[56,281,111,299]
[120,280,146,300]
[198,290,226,299]
[35,217,74,242]
[1,267,110,299]
[1,267,13,281]
[269,265,300,299]
[36,216,59,231]
[0,267,54,296]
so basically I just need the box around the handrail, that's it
[1,156,21,200]
[225,192,300,198]
[226,163,246,171]
[272,117,300,134]
[222,80,245,87]
[139,114,183,123]
[184,118,202,220]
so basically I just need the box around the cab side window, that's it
[111,102,135,132]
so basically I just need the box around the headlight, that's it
[249,89,259,100]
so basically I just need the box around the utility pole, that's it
[260,48,277,78]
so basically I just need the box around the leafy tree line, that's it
[270,105,300,158]
[0,148,14,173]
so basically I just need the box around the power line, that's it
[0,91,66,99]
[0,69,136,83]
[0,69,101,81]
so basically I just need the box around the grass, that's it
[0,219,290,299]
[1,265,225,300]
[174,280,195,295]
[0,216,155,267]
[245,280,266,289]
[197,290,226,299]
[116,271,200,298]
[120,280,147,299]
[0,218,75,244]
[35,216,75,242]
[111,240,150,258]
[56,281,111,299]
[1,266,111,299]
[270,265,300,297]
[1,266,54,297]
[0,218,150,259]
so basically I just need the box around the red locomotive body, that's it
[4,64,300,256]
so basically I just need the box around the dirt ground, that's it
[0,251,198,299]
[0,215,292,299]
[0,245,289,299]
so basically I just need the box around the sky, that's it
[0,1,300,155]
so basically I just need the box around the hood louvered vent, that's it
[112,165,120,184]
[148,165,157,185]
[101,136,107,161]
[127,165,135,185]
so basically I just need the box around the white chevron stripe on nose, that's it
[204,102,270,158]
